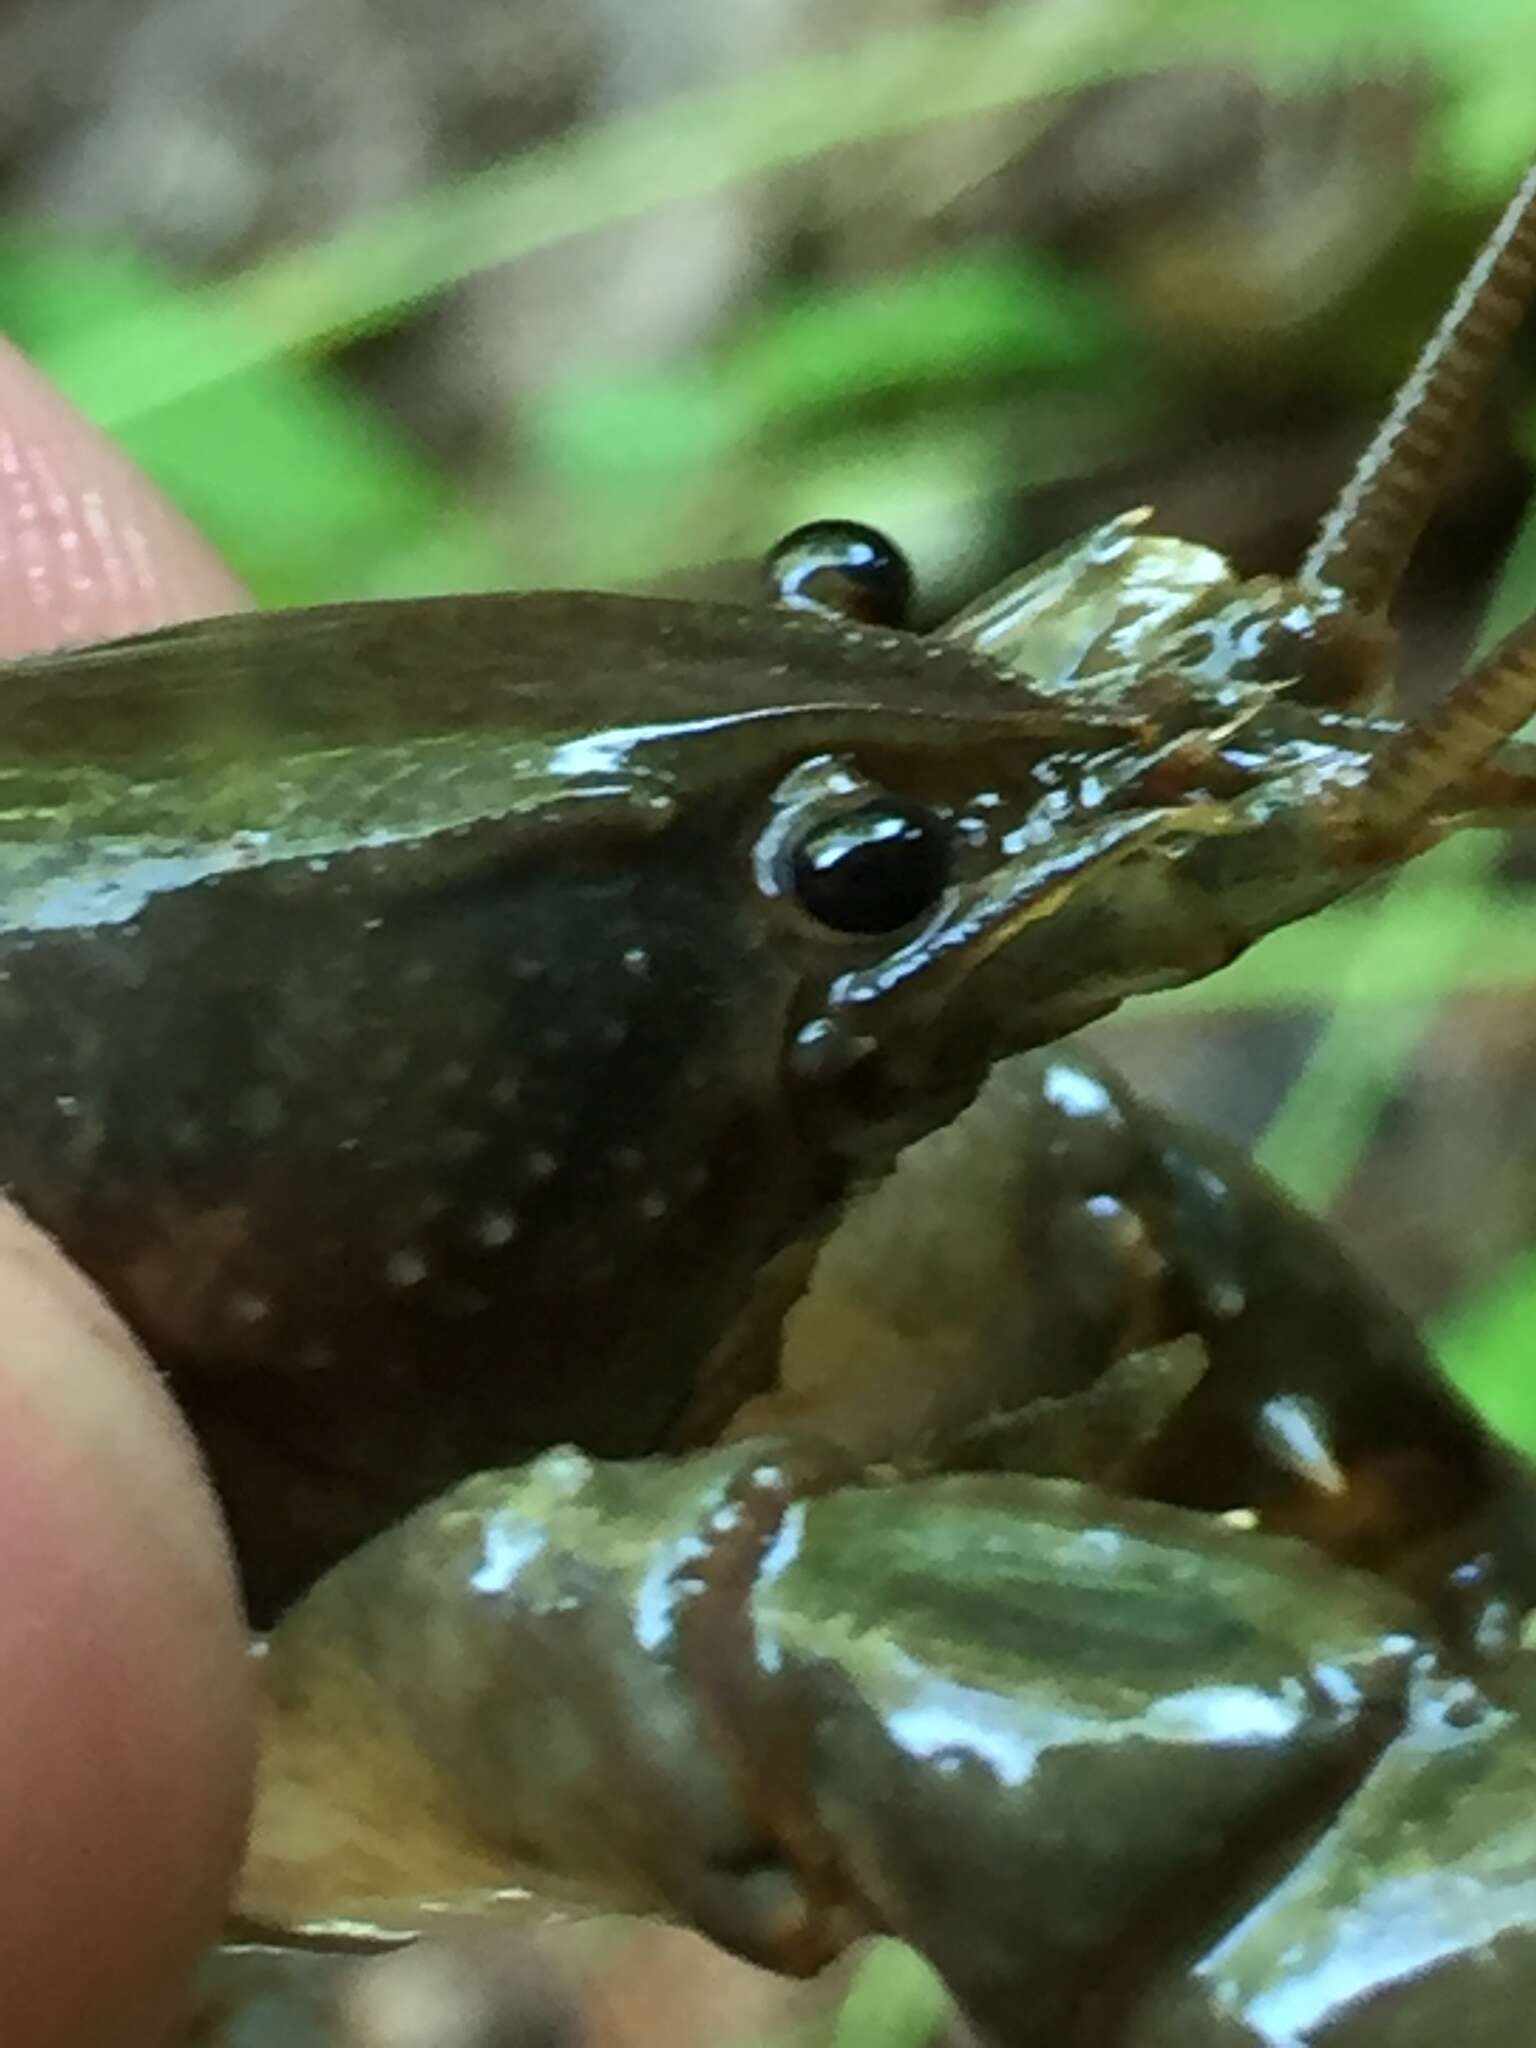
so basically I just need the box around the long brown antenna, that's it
[1354,610,1536,842]
[1302,161,1536,614]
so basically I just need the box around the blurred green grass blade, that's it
[1249,382,1536,1211]
[1141,868,1536,1015]
[1435,1253,1536,1458]
[1440,425,1536,1450]
[1,231,503,604]
[1250,837,1501,1209]
[1484,412,1536,644]
[723,252,1129,426]
[532,251,1133,490]
[36,3,1159,423]
[532,373,735,493]
[43,0,1520,431]
[1186,0,1536,70]
[9,2,1533,445]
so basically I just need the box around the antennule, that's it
[1302,161,1536,614]
[1353,612,1536,843]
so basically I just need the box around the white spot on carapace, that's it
[298,1341,336,1372]
[1041,1062,1115,1122]
[474,1209,519,1248]
[622,946,651,978]
[386,1247,429,1289]
[232,1292,271,1324]
[447,1287,492,1318]
[489,1076,522,1109]
[471,1518,546,1596]
[237,1087,285,1139]
[62,1119,103,1171]
[1142,1684,1302,1746]
[600,1018,629,1050]
[526,1149,558,1182]
[442,1060,472,1088]
[612,1145,643,1173]
[1204,1277,1249,1319]
[438,1127,488,1162]
[541,1026,567,1053]
[639,1190,669,1222]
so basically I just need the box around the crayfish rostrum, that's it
[6,160,1536,2047]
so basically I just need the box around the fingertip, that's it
[0,335,250,653]
[0,340,255,2043]
[0,1205,255,2047]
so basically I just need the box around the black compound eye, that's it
[764,521,914,628]
[789,799,951,935]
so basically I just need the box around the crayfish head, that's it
[772,153,1536,1160]
[754,560,1394,1165]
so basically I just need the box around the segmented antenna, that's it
[1355,611,1536,842]
[1302,162,1536,614]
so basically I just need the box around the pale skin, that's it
[0,336,256,2048]
[0,340,956,2048]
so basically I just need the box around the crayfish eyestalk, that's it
[1350,609,1536,847]
[1301,159,1536,617]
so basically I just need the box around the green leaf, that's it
[532,373,736,491]
[531,252,1132,493]
[1,230,501,604]
[724,253,1125,428]
[1436,1254,1536,1458]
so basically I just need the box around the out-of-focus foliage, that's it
[6,3,1533,600]
[0,229,506,598]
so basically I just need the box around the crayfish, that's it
[6,162,1536,2045]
